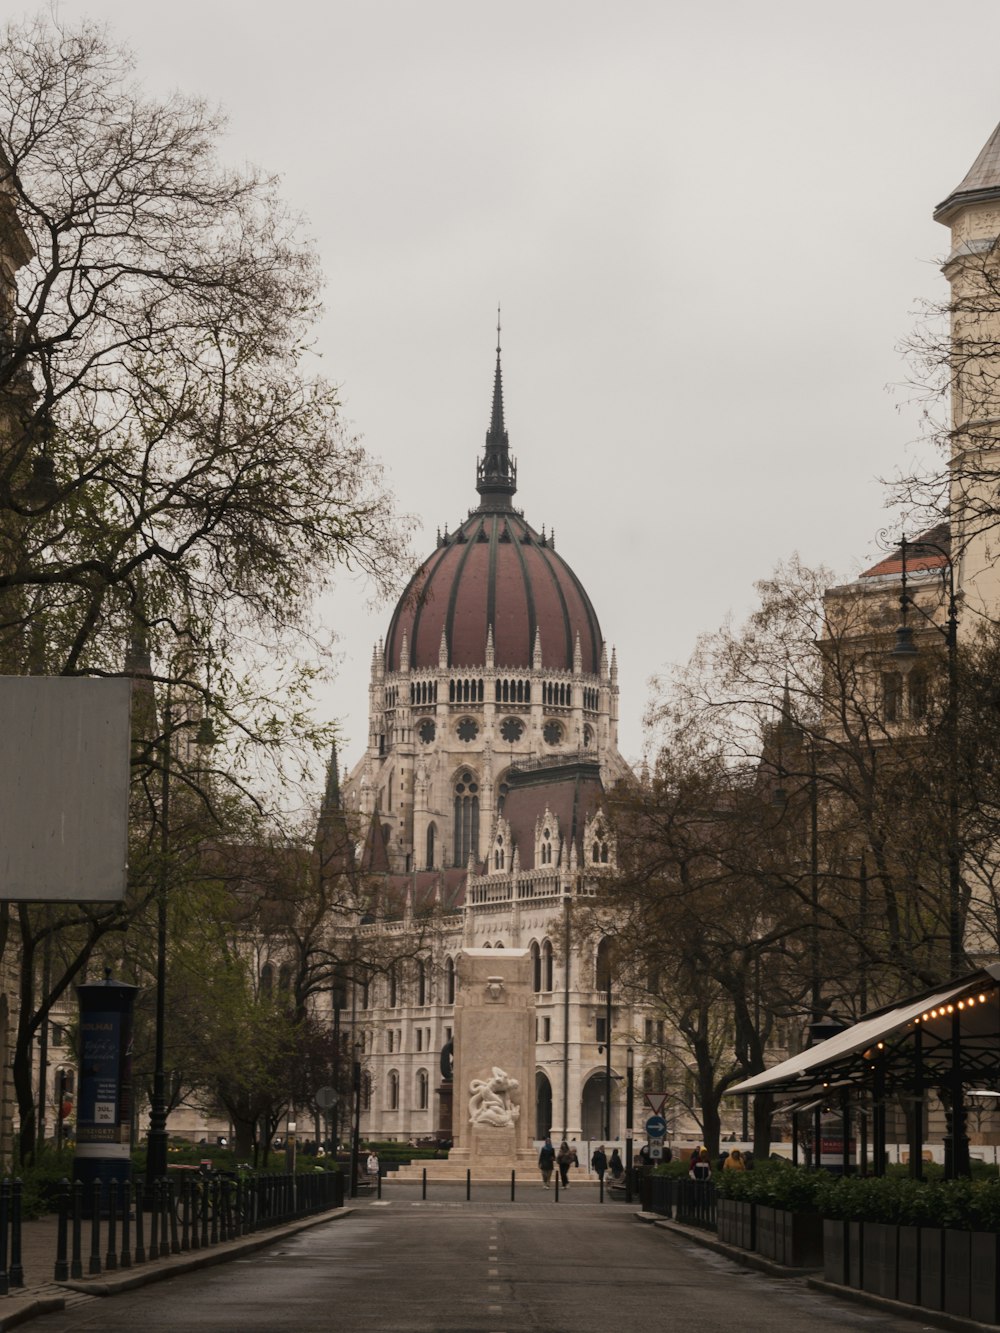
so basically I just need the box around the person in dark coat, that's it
[609,1148,624,1180]
[591,1145,608,1181]
[538,1137,556,1188]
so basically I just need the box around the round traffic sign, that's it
[645,1114,667,1138]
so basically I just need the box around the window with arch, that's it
[583,723,594,747]
[542,939,554,991]
[426,822,436,869]
[416,1068,429,1110]
[494,834,505,871]
[483,941,492,949]
[595,937,613,991]
[260,963,274,997]
[387,1070,399,1111]
[540,828,553,865]
[454,771,480,865]
[417,958,427,1007]
[388,964,398,1008]
[278,963,292,995]
[530,941,541,993]
[592,827,609,863]
[445,956,456,1005]
[362,1072,372,1111]
[643,1062,666,1094]
[495,941,504,948]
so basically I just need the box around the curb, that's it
[806,1277,1000,1333]
[634,1212,815,1280]
[0,1206,354,1329]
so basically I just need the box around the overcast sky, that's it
[29,0,1000,774]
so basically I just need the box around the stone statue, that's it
[439,1036,453,1082]
[468,1066,520,1128]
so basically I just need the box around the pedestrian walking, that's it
[366,1150,380,1185]
[690,1148,711,1182]
[591,1144,608,1181]
[538,1136,556,1188]
[557,1140,574,1187]
[609,1148,624,1181]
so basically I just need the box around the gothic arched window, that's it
[540,828,553,865]
[417,1069,429,1110]
[445,956,456,1005]
[388,1070,399,1111]
[260,964,273,997]
[530,941,541,993]
[595,937,613,992]
[453,771,479,865]
[542,939,554,992]
[417,958,427,1007]
[426,822,436,869]
[494,835,505,871]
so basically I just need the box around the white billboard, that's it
[0,677,131,901]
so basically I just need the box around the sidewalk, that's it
[0,1207,354,1331]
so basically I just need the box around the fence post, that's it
[511,1170,515,1203]
[554,1175,559,1203]
[71,1180,84,1277]
[466,1169,471,1202]
[0,1178,9,1295]
[120,1178,132,1269]
[54,1178,70,1282]
[599,1175,604,1204]
[9,1178,23,1288]
[200,1175,210,1248]
[105,1179,118,1272]
[88,1180,102,1276]
[148,1178,160,1261]
[133,1177,146,1265]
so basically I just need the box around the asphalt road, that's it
[29,1189,940,1332]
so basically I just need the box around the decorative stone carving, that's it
[485,975,504,1002]
[468,1066,520,1127]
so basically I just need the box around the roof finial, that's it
[496,302,501,358]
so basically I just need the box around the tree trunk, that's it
[753,1090,773,1162]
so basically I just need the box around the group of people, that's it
[688,1146,749,1181]
[537,1138,625,1188]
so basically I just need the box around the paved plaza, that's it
[14,1183,938,1332]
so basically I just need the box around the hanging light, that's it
[21,451,59,510]
[890,624,919,675]
[195,715,217,747]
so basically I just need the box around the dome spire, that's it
[476,307,517,509]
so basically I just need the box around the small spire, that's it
[533,627,542,670]
[486,624,495,668]
[438,628,449,668]
[610,646,618,682]
[600,641,609,678]
[573,632,582,675]
[476,312,517,509]
[323,739,341,811]
[400,629,410,673]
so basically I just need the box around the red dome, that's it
[385,509,604,674]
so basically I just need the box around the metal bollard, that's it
[88,1180,102,1275]
[511,1170,516,1203]
[168,1177,179,1255]
[599,1175,604,1204]
[554,1175,559,1203]
[54,1178,70,1282]
[105,1179,118,1271]
[376,1170,381,1202]
[422,1168,426,1201]
[180,1174,191,1251]
[9,1179,23,1287]
[70,1180,84,1277]
[466,1169,471,1202]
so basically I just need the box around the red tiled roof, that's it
[861,523,950,579]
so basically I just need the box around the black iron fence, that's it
[643,1176,717,1231]
[42,1170,343,1286]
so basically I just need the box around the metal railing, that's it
[50,1170,343,1284]
[643,1176,717,1231]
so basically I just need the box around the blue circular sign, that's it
[645,1114,667,1138]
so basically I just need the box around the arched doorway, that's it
[582,1071,619,1140]
[535,1072,552,1140]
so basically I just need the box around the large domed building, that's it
[348,339,628,877]
[337,335,640,1146]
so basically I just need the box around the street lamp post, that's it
[889,533,962,976]
[350,1042,362,1199]
[625,1047,634,1204]
[145,691,172,1192]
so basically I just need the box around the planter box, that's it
[738,1199,756,1252]
[780,1209,824,1269]
[717,1198,735,1245]
[848,1221,863,1291]
[970,1231,1000,1325]
[943,1229,971,1320]
[823,1218,848,1286]
[897,1226,920,1307]
[919,1226,944,1312]
[862,1221,898,1300]
[756,1205,777,1261]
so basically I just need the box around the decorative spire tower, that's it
[476,307,517,508]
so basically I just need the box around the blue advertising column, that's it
[73,978,138,1205]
